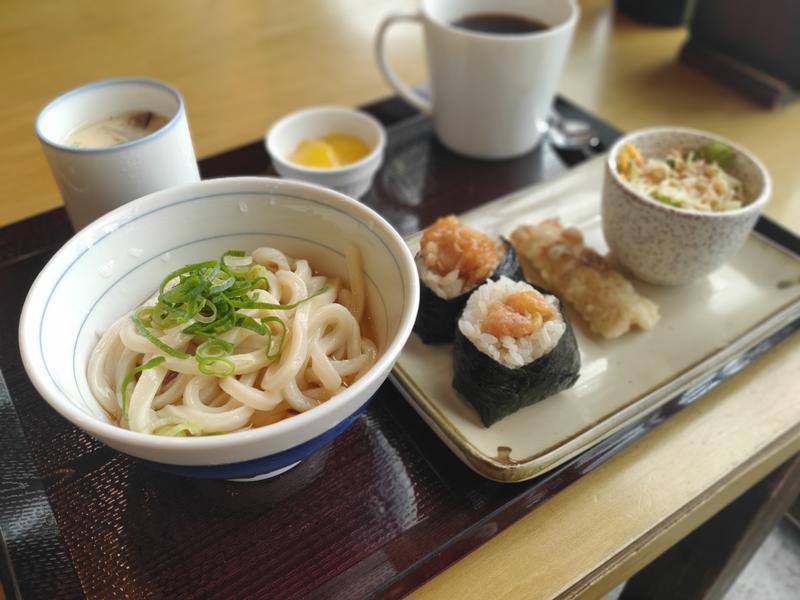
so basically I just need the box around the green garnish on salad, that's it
[651,192,683,208]
[696,142,737,170]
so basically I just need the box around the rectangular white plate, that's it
[390,156,800,482]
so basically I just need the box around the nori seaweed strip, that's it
[494,237,525,282]
[414,241,524,344]
[452,298,581,427]
[414,283,464,344]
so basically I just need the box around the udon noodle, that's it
[87,246,377,436]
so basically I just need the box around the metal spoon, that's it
[548,111,601,152]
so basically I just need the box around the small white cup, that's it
[36,78,200,229]
[266,106,386,199]
[375,0,578,160]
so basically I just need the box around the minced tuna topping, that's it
[420,215,501,289]
[459,277,565,368]
[481,291,557,339]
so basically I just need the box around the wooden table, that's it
[2,1,798,598]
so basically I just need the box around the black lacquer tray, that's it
[1,96,798,600]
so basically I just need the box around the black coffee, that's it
[451,12,549,34]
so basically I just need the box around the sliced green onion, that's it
[199,263,222,281]
[220,250,248,278]
[160,274,206,304]
[245,265,270,290]
[120,356,166,419]
[150,302,175,328]
[159,260,217,295]
[132,312,190,359]
[182,299,236,336]
[197,356,235,376]
[194,339,235,376]
[224,254,252,269]
[246,264,268,278]
[196,338,235,360]
[151,299,201,329]
[135,306,154,326]
[154,422,202,437]
[226,278,260,297]
[228,286,329,311]
[235,314,268,336]
[262,316,287,360]
[140,251,315,373]
[207,271,235,294]
[193,299,218,324]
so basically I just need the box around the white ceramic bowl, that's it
[266,106,386,198]
[602,127,771,286]
[19,177,418,480]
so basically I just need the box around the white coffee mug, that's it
[36,78,200,229]
[375,0,578,160]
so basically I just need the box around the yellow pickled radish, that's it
[323,134,370,165]
[289,139,340,168]
[288,134,371,168]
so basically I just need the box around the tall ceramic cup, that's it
[36,78,200,230]
[375,0,578,160]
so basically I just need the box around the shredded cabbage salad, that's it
[617,142,745,212]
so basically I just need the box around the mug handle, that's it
[374,12,432,115]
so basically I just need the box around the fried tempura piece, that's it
[510,219,659,339]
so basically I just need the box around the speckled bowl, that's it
[602,127,771,286]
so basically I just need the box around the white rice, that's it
[416,239,504,300]
[416,253,472,299]
[458,276,565,369]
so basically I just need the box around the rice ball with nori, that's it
[414,216,524,344]
[453,276,581,426]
